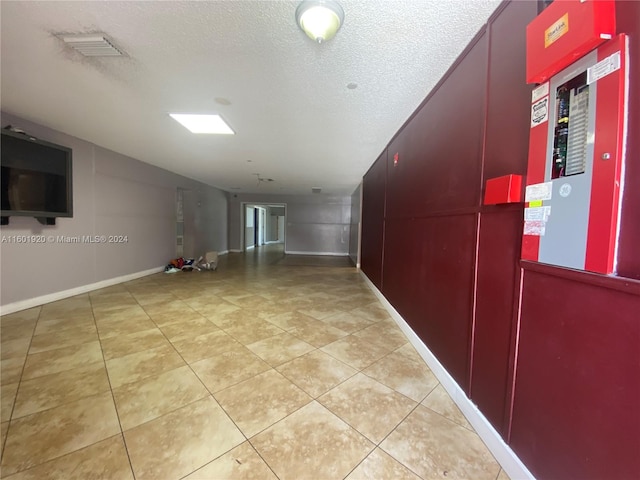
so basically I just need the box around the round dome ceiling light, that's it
[296,0,344,43]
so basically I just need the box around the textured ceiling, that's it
[1,0,502,195]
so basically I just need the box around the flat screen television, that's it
[1,128,73,225]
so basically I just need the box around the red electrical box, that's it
[484,175,523,205]
[526,0,616,84]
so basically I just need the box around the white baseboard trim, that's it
[0,266,164,315]
[217,250,229,256]
[360,271,535,480]
[284,251,349,256]
[228,249,243,253]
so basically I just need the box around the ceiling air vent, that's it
[312,187,322,194]
[59,33,124,57]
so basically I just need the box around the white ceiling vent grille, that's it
[59,34,124,57]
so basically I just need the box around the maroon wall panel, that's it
[615,0,640,279]
[469,0,537,435]
[361,151,387,289]
[385,33,488,219]
[383,214,477,388]
[510,267,640,479]
[482,0,536,182]
[470,208,522,432]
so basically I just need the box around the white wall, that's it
[0,112,228,308]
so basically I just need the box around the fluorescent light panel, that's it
[169,114,235,134]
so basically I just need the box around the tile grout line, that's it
[89,290,138,480]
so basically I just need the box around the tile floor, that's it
[0,245,509,479]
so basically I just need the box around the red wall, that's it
[360,1,640,478]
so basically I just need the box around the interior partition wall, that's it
[360,1,640,478]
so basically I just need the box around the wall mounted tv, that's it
[1,128,73,225]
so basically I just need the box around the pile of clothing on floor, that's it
[164,252,218,273]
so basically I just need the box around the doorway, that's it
[242,203,286,252]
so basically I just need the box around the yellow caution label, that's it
[529,200,543,207]
[545,13,569,48]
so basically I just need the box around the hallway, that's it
[1,248,507,479]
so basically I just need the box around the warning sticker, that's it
[532,82,549,103]
[587,51,621,84]
[531,96,549,128]
[525,182,553,202]
[524,220,546,236]
[524,206,551,222]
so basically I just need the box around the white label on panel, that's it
[587,51,621,84]
[531,96,550,127]
[524,206,552,222]
[525,182,553,202]
[532,82,550,103]
[524,220,546,236]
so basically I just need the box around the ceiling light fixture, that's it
[296,0,344,43]
[169,114,234,134]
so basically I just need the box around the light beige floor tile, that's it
[380,405,500,480]
[159,317,219,342]
[191,345,271,393]
[260,310,315,331]
[113,365,209,430]
[4,435,134,480]
[246,332,315,367]
[170,329,241,364]
[422,384,472,430]
[146,307,205,327]
[319,373,416,443]
[100,328,169,360]
[1,308,40,325]
[184,441,277,480]
[95,316,157,340]
[353,321,409,350]
[12,362,110,419]
[320,311,377,334]
[288,316,349,348]
[1,337,31,360]
[33,315,95,336]
[21,342,103,380]
[1,356,25,385]
[1,382,18,422]
[394,343,427,365]
[1,392,120,476]
[223,294,275,310]
[351,303,391,322]
[321,335,390,370]
[92,305,147,322]
[276,349,358,398]
[363,349,439,402]
[28,324,99,354]
[0,321,37,343]
[298,303,345,320]
[124,396,244,480]
[1,421,8,457]
[252,401,374,480]
[205,307,259,329]
[223,318,284,345]
[215,369,311,437]
[345,448,422,480]
[105,343,185,388]
[201,303,244,325]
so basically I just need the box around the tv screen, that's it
[1,129,73,220]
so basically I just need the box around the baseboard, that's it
[218,250,229,256]
[360,271,535,480]
[0,266,164,315]
[228,249,243,253]
[284,251,349,256]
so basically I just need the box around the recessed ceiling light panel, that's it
[169,114,235,134]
